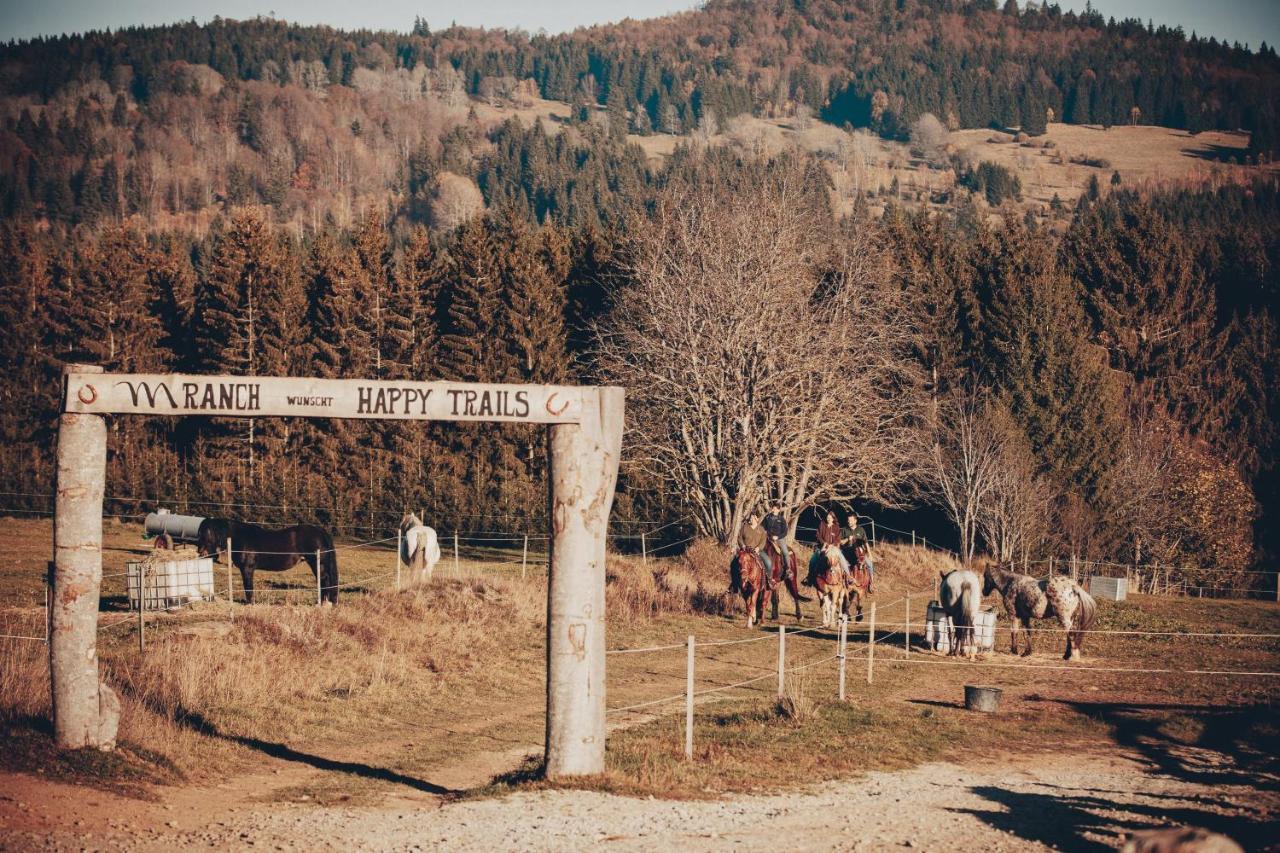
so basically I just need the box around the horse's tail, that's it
[1073,585,1097,649]
[320,531,339,604]
[426,528,441,565]
[957,578,979,652]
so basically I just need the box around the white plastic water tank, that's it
[127,557,215,610]
[926,602,996,653]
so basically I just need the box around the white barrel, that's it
[926,603,997,653]
[143,512,206,543]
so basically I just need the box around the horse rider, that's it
[843,513,876,594]
[762,501,791,581]
[810,509,850,585]
[735,510,770,591]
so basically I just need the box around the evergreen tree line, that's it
[1,0,1276,158]
[0,154,1275,585]
[0,208,601,535]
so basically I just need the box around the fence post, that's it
[316,548,322,605]
[685,634,695,760]
[904,594,910,656]
[395,527,402,590]
[641,532,648,566]
[522,534,529,580]
[50,361,120,749]
[1275,571,1279,603]
[776,624,786,700]
[869,519,876,547]
[866,602,877,685]
[837,615,847,702]
[137,562,146,654]
[226,537,234,621]
[912,530,916,547]
[453,532,460,576]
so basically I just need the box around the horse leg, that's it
[240,565,255,605]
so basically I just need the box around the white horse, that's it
[400,513,441,582]
[939,569,983,660]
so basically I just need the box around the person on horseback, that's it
[809,509,850,585]
[762,501,791,581]
[843,513,876,594]
[735,511,770,593]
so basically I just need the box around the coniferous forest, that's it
[0,0,1277,593]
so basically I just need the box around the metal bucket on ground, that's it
[964,685,1002,713]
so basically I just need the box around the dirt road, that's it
[3,745,1275,851]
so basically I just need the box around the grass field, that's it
[1,517,1277,807]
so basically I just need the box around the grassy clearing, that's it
[2,518,1277,806]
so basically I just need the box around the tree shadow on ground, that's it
[950,781,1270,852]
[173,709,458,797]
[1045,699,1280,791]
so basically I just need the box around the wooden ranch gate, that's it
[50,364,623,778]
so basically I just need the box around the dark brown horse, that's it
[197,518,339,604]
[763,539,811,623]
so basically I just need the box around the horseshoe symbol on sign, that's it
[77,384,98,405]
[545,392,569,417]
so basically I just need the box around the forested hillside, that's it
[0,2,1277,589]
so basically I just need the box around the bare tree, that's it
[910,113,949,165]
[976,407,1052,563]
[924,388,1004,562]
[430,172,485,232]
[595,168,924,543]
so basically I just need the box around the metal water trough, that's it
[925,603,997,653]
[964,685,1002,713]
[143,511,206,544]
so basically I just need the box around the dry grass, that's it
[4,515,1276,806]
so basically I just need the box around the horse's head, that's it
[982,566,998,597]
[401,512,421,532]
[196,518,228,558]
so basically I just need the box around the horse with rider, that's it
[730,502,811,626]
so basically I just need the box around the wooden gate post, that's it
[545,387,624,778]
[51,364,120,750]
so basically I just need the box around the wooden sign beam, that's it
[63,373,586,424]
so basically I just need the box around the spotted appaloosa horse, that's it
[983,564,1098,660]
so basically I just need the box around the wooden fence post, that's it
[50,363,120,750]
[776,624,786,700]
[837,615,847,702]
[866,602,877,685]
[870,519,876,547]
[316,548,322,605]
[904,594,910,656]
[395,528,402,590]
[522,534,529,580]
[912,530,916,547]
[641,532,648,566]
[453,532,460,576]
[545,386,624,779]
[225,536,233,603]
[685,635,695,760]
[137,562,145,654]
